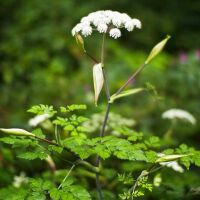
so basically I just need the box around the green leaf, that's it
[32,128,45,139]
[63,185,91,200]
[109,88,144,103]
[118,173,133,185]
[53,117,68,126]
[77,126,88,132]
[27,104,57,116]
[0,137,21,145]
[27,179,53,200]
[77,116,89,123]
[145,136,160,148]
[48,145,63,154]
[0,136,37,148]
[128,132,143,142]
[18,151,48,160]
[64,124,75,131]
[145,35,171,64]
[62,137,94,159]
[27,193,46,200]
[193,152,200,167]
[60,104,87,112]
[50,180,91,200]
[49,188,61,200]
[94,144,111,159]
[0,187,27,200]
[145,82,163,100]
[145,151,157,163]
[175,144,200,169]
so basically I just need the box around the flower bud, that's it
[145,35,171,64]
[0,128,35,137]
[75,33,86,52]
[93,63,104,105]
[156,154,188,163]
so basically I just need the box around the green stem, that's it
[80,160,100,173]
[34,135,99,172]
[95,33,111,200]
[34,135,60,147]
[58,163,76,189]
[86,52,99,64]
[115,63,146,96]
[130,164,164,200]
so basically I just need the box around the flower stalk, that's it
[71,11,170,200]
[95,33,111,200]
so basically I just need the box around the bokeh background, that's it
[0,0,200,199]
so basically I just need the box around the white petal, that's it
[81,26,92,37]
[97,24,108,33]
[132,18,142,29]
[109,28,121,39]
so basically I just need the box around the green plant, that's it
[0,10,200,200]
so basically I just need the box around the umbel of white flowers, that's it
[71,10,141,39]
[162,108,196,125]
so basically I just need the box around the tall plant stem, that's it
[115,63,146,96]
[95,34,111,200]
[86,52,99,64]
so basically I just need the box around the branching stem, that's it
[95,33,111,200]
[86,52,99,64]
[130,164,164,200]
[115,63,146,96]
[34,135,60,146]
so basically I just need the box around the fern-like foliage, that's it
[0,104,200,199]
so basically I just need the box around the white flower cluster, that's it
[28,113,50,127]
[160,161,184,173]
[72,10,141,39]
[13,172,28,188]
[162,109,196,125]
[83,112,135,134]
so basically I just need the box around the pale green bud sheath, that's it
[75,33,86,52]
[155,154,190,163]
[93,63,104,106]
[0,128,35,137]
[145,35,171,64]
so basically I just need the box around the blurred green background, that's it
[0,0,200,199]
[0,0,200,128]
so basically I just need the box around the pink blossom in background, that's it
[179,52,188,64]
[195,50,200,60]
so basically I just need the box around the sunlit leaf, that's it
[109,88,144,103]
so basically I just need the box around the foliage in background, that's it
[0,0,200,199]
[0,104,200,199]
